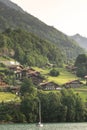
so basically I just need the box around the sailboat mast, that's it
[37,99,43,127]
[39,100,41,123]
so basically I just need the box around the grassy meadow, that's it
[0,92,20,103]
[73,86,87,102]
[34,67,78,85]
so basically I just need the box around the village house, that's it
[0,80,8,87]
[39,81,61,90]
[27,69,44,85]
[0,79,9,91]
[10,86,20,95]
[15,67,44,85]
[8,65,24,80]
[66,65,77,73]
[0,74,9,91]
[45,63,55,68]
[84,75,87,85]
[63,80,83,88]
[9,65,24,72]
[15,67,37,79]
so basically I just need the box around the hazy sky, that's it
[11,0,87,37]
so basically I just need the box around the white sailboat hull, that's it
[37,122,43,127]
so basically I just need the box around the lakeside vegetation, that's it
[1,79,87,123]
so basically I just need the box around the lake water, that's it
[0,123,87,130]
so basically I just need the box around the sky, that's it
[11,0,87,37]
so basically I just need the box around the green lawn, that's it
[33,67,78,85]
[74,86,87,102]
[0,92,20,103]
[79,92,87,102]
[75,91,87,102]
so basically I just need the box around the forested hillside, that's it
[0,29,63,66]
[0,0,85,62]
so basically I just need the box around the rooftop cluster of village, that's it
[0,61,84,95]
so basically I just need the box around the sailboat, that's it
[37,100,43,127]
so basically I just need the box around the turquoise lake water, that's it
[0,123,87,130]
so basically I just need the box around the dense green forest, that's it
[0,28,63,67]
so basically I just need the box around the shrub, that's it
[49,68,60,77]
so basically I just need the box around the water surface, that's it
[0,123,87,130]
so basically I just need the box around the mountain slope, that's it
[0,0,24,13]
[71,34,87,50]
[0,28,63,67]
[0,0,85,62]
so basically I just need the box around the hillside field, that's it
[0,92,20,103]
[74,86,87,102]
[33,67,78,85]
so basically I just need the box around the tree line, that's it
[0,78,87,123]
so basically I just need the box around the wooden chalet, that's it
[10,86,20,95]
[0,73,8,89]
[66,65,77,73]
[9,65,23,72]
[27,70,44,85]
[84,75,87,85]
[40,81,60,90]
[63,80,83,88]
[45,63,54,68]
[0,81,8,87]
[15,67,44,85]
[0,79,9,91]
